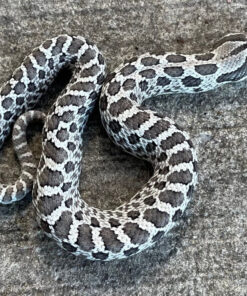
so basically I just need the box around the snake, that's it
[0,33,246,261]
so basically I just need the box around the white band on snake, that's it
[0,33,246,260]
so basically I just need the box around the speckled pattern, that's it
[0,0,246,295]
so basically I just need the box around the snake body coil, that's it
[0,33,246,260]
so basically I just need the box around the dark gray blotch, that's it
[143,120,170,139]
[68,37,84,54]
[76,224,94,251]
[71,81,94,92]
[81,65,100,77]
[1,83,11,96]
[161,132,185,150]
[182,76,202,87]
[124,111,150,130]
[109,218,121,227]
[166,54,186,63]
[144,196,156,206]
[32,49,46,66]
[13,68,23,81]
[51,36,67,55]
[39,167,64,187]
[156,76,171,86]
[167,170,193,185]
[159,190,184,207]
[91,217,100,227]
[122,78,136,91]
[38,194,63,216]
[54,211,73,239]
[229,43,247,56]
[141,56,159,66]
[107,81,121,96]
[100,228,124,253]
[120,64,137,76]
[14,82,25,95]
[128,133,140,144]
[2,97,13,109]
[80,48,96,64]
[109,97,132,116]
[127,210,140,219]
[195,64,218,75]
[139,80,148,91]
[65,161,75,173]
[44,140,68,163]
[26,63,37,80]
[56,128,69,141]
[139,69,156,79]
[42,39,52,49]
[143,208,170,228]
[169,149,193,166]
[92,252,109,260]
[164,67,184,77]
[123,222,149,245]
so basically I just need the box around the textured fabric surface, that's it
[0,0,246,295]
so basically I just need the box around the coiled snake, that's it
[0,33,246,260]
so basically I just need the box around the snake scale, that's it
[0,33,246,261]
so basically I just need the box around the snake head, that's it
[213,32,247,49]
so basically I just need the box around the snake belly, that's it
[0,33,247,261]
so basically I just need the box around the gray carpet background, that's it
[0,1,246,295]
